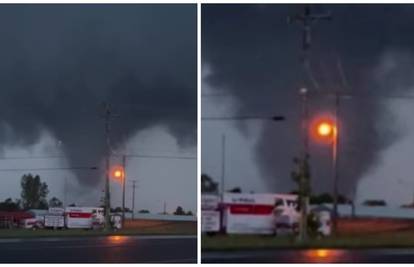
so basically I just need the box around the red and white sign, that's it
[222,193,298,234]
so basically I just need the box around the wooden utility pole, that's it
[163,201,167,214]
[289,5,332,242]
[131,180,137,219]
[332,93,340,235]
[101,102,118,231]
[121,155,126,226]
[221,134,226,195]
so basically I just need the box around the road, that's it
[203,248,414,263]
[0,235,197,263]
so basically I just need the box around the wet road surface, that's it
[203,248,414,263]
[0,235,197,263]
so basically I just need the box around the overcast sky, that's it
[202,4,414,206]
[0,4,197,214]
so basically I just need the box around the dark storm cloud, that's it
[0,4,196,186]
[202,4,414,195]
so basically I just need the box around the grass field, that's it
[202,218,414,251]
[0,220,196,239]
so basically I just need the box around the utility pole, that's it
[221,134,226,196]
[332,93,340,235]
[289,5,332,243]
[64,176,67,207]
[299,87,309,243]
[101,102,118,231]
[220,134,226,233]
[163,201,167,215]
[121,155,126,227]
[288,5,332,66]
[131,180,137,219]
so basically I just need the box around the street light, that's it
[111,165,125,182]
[114,169,123,179]
[311,115,339,235]
[310,116,337,144]
[317,122,334,137]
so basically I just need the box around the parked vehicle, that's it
[65,207,104,229]
[20,217,43,230]
[220,193,299,235]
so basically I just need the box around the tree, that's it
[362,199,387,206]
[310,193,333,204]
[20,174,49,210]
[173,206,186,215]
[201,174,218,193]
[186,210,193,216]
[110,207,130,212]
[227,187,242,193]
[0,198,21,211]
[69,203,76,207]
[48,197,63,208]
[112,207,122,212]
[310,193,351,205]
[138,209,150,214]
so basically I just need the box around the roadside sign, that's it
[201,210,220,232]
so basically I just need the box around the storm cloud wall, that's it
[0,5,196,186]
[202,4,413,196]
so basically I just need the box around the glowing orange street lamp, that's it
[111,165,125,182]
[114,169,123,179]
[317,122,334,137]
[310,117,337,144]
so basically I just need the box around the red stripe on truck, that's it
[67,212,92,218]
[229,204,274,215]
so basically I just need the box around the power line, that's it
[201,93,233,98]
[0,155,66,160]
[0,166,98,172]
[309,91,414,100]
[202,116,285,121]
[112,154,196,160]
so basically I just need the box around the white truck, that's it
[65,207,104,229]
[221,193,299,235]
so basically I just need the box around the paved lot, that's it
[0,235,197,263]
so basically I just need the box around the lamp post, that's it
[112,163,126,227]
[313,116,338,235]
